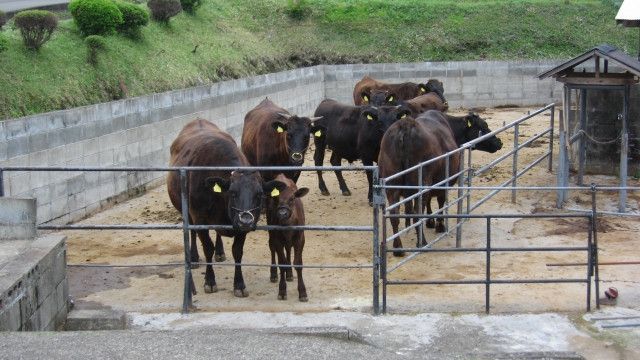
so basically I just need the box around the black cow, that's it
[312,99,410,204]
[167,119,285,296]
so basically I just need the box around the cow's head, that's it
[269,174,309,223]
[463,113,503,153]
[206,171,286,232]
[272,113,324,165]
[418,79,447,104]
[370,89,398,106]
[360,104,412,136]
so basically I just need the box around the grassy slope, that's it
[0,0,635,120]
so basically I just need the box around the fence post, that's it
[372,167,382,315]
[590,183,600,309]
[0,169,4,197]
[444,155,450,233]
[511,123,519,203]
[179,169,194,314]
[418,163,423,247]
[455,149,466,248]
[548,104,555,172]
[380,179,388,314]
[485,217,491,314]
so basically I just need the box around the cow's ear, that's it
[397,108,411,120]
[363,111,377,121]
[294,187,309,198]
[310,124,325,138]
[361,92,370,103]
[263,180,287,197]
[272,121,287,134]
[205,177,230,193]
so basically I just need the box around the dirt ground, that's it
[64,106,640,314]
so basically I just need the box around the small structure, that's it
[538,44,640,212]
[616,0,640,60]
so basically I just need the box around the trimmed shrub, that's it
[114,1,149,37]
[147,0,182,23]
[13,10,58,51]
[285,0,310,20]
[180,0,202,14]
[0,33,8,53]
[85,34,106,65]
[69,0,123,35]
[0,10,6,29]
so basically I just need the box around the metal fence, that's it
[0,165,382,314]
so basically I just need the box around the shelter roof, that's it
[616,0,640,27]
[538,44,640,81]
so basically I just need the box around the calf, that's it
[266,174,309,301]
[378,115,460,256]
[241,97,323,182]
[354,75,444,106]
[167,119,285,296]
[312,99,410,204]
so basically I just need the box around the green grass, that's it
[0,0,636,120]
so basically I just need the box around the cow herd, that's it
[166,76,504,302]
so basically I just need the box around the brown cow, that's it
[266,174,309,301]
[378,115,460,256]
[167,119,285,296]
[241,98,323,183]
[353,75,444,106]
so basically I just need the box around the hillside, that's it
[0,0,635,120]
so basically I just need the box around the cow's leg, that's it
[330,152,350,196]
[362,158,374,205]
[275,240,288,300]
[232,233,249,297]
[294,233,307,302]
[425,194,435,229]
[314,138,330,196]
[198,230,217,293]
[411,198,427,247]
[435,191,446,233]
[387,190,404,257]
[189,231,200,269]
[291,170,301,184]
[269,232,277,283]
[285,239,293,282]
[214,233,226,262]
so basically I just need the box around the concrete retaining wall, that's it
[0,61,565,225]
[0,198,68,331]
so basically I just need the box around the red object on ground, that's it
[605,287,619,300]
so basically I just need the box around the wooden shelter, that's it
[538,44,640,212]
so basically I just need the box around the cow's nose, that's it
[277,206,291,220]
[291,152,303,163]
[238,211,255,226]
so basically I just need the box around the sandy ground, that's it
[63,106,640,315]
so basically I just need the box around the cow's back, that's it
[353,76,380,105]
[241,98,288,166]
[167,119,247,215]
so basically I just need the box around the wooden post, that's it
[578,89,587,186]
[557,86,570,208]
[619,85,630,212]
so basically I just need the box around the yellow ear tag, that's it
[270,188,280,197]
[276,126,284,133]
[213,183,222,193]
[363,95,369,103]
[388,96,394,102]
[367,114,373,121]
[419,87,426,93]
[467,120,472,128]
[314,130,322,137]
[400,113,406,119]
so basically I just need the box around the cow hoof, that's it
[204,284,218,293]
[234,289,249,297]
[342,190,351,196]
[270,276,278,283]
[320,190,330,196]
[426,219,435,228]
[299,296,308,302]
[393,250,405,257]
[286,274,293,282]
[215,254,226,262]
[278,294,287,301]
[435,225,446,233]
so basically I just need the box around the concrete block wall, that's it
[1,198,68,331]
[324,60,563,108]
[0,66,324,225]
[0,61,565,225]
